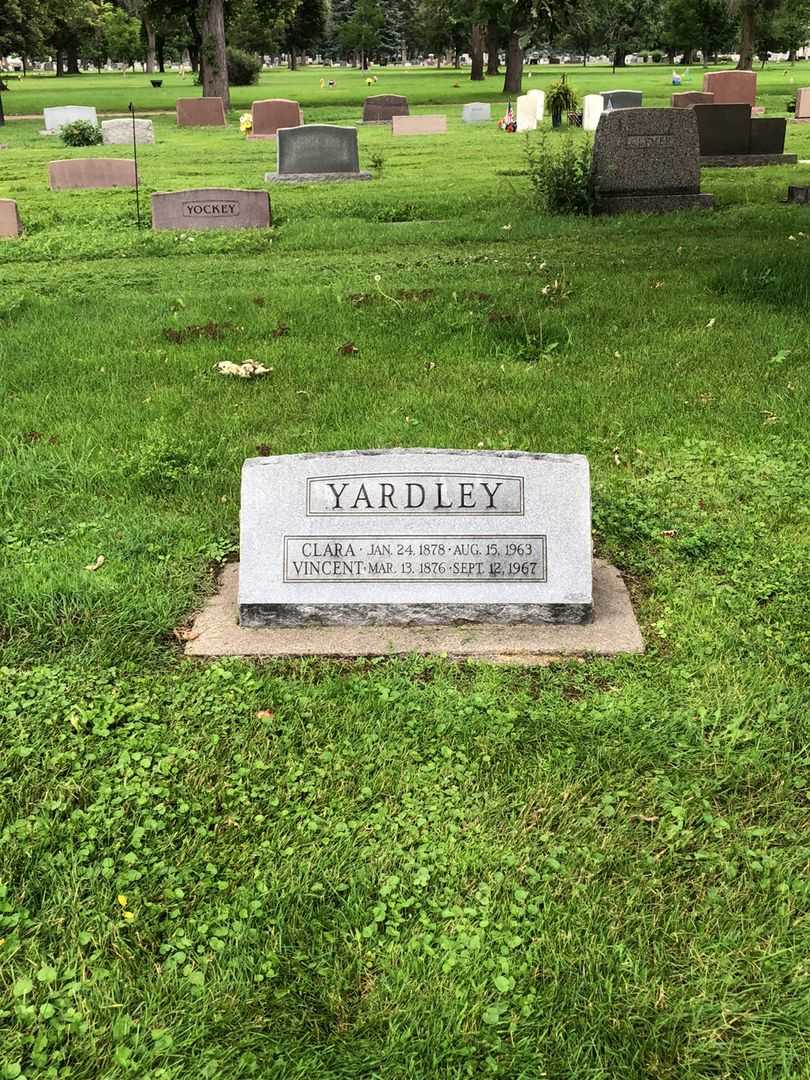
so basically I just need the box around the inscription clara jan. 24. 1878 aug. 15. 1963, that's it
[238,449,593,627]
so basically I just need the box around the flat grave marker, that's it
[391,114,447,135]
[463,102,491,123]
[0,198,22,237]
[151,187,271,231]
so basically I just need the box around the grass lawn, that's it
[1,70,810,1078]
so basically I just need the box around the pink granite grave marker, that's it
[391,114,448,135]
[48,158,137,190]
[176,97,226,127]
[249,99,302,138]
[0,199,22,237]
[702,70,756,107]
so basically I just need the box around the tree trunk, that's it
[67,48,80,74]
[788,47,796,62]
[201,0,229,109]
[0,95,4,126]
[737,8,755,70]
[471,22,484,80]
[502,30,523,94]
[486,20,499,75]
[157,36,165,73]
[682,48,693,64]
[613,47,626,71]
[55,52,64,77]
[144,16,156,73]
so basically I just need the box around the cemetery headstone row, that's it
[249,99,302,139]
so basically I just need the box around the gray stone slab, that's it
[600,90,643,110]
[102,117,154,145]
[239,449,592,627]
[750,117,787,155]
[186,560,642,662]
[151,188,271,231]
[463,102,491,123]
[787,185,810,203]
[275,123,363,176]
[264,170,372,183]
[593,107,702,196]
[41,105,97,133]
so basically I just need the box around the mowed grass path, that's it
[1,72,809,1078]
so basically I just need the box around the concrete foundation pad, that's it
[700,153,797,167]
[601,193,713,214]
[264,171,372,183]
[184,559,644,664]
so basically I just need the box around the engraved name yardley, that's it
[306,473,524,515]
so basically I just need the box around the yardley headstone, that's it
[463,102,491,123]
[102,117,155,145]
[41,105,98,134]
[265,124,371,182]
[239,449,593,627]
[151,188,271,231]
[592,107,713,213]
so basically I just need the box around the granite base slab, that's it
[184,560,643,663]
[264,171,372,183]
[601,193,714,214]
[700,153,797,167]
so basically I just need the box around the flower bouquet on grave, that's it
[239,112,253,135]
[498,100,517,132]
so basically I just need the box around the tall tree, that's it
[727,0,782,68]
[339,0,383,68]
[284,0,326,67]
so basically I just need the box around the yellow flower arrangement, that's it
[239,112,253,135]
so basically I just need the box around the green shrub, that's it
[525,134,596,215]
[226,47,262,86]
[60,120,103,147]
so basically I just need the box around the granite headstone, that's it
[176,97,226,127]
[796,88,810,122]
[0,198,22,237]
[582,94,604,132]
[750,117,787,155]
[527,88,546,123]
[362,94,409,123]
[671,92,715,108]
[151,188,271,231]
[265,124,371,182]
[101,117,154,145]
[48,158,137,190]
[463,102,491,123]
[41,105,97,134]
[702,70,756,106]
[592,107,713,214]
[694,103,751,155]
[516,95,537,132]
[239,449,593,627]
[601,90,643,110]
[391,114,447,135]
[249,99,302,138]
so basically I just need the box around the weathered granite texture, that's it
[703,69,756,106]
[362,94,409,123]
[0,198,22,237]
[48,158,136,190]
[239,449,593,627]
[176,97,226,126]
[151,188,271,231]
[101,117,154,145]
[600,193,714,214]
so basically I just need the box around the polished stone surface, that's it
[151,188,271,231]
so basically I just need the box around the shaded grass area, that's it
[1,89,809,1079]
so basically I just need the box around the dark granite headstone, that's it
[601,90,643,110]
[362,94,409,123]
[693,103,751,155]
[750,117,786,155]
[592,107,712,214]
[265,124,371,182]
